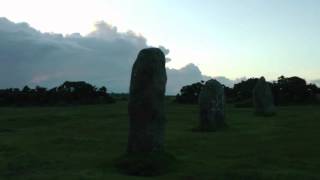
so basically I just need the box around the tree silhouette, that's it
[0,81,115,106]
[175,81,204,104]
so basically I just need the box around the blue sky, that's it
[0,0,319,80]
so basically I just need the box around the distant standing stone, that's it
[253,77,276,116]
[198,79,226,131]
[127,47,167,153]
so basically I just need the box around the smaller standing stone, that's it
[253,77,276,116]
[198,79,226,131]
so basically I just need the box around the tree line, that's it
[175,76,320,106]
[0,81,115,106]
[1,76,319,107]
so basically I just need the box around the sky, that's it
[0,0,319,90]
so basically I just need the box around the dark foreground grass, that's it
[0,100,319,179]
[115,151,177,176]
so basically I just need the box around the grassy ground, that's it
[0,100,319,180]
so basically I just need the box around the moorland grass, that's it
[0,100,319,179]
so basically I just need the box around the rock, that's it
[127,47,167,153]
[198,79,226,131]
[116,48,175,176]
[253,77,276,116]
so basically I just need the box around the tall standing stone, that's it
[127,47,167,153]
[116,48,174,176]
[198,79,226,131]
[253,77,276,116]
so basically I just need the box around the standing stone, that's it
[253,77,276,116]
[127,47,167,153]
[116,48,174,176]
[198,79,226,131]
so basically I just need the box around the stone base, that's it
[115,152,176,176]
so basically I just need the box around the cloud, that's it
[166,63,205,94]
[158,45,171,63]
[0,17,238,94]
[212,76,237,88]
[0,18,145,91]
[311,79,320,87]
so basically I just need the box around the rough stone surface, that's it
[127,48,167,153]
[198,79,226,131]
[253,77,276,116]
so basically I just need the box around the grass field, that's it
[0,100,319,180]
